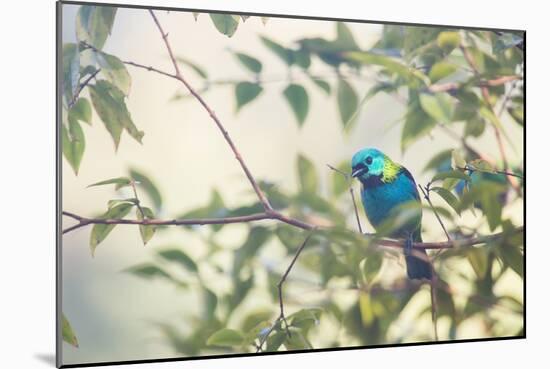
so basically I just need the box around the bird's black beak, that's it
[351,166,368,178]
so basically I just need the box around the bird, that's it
[351,148,432,280]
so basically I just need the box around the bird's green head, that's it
[351,148,400,184]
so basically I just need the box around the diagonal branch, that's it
[147,10,272,212]
[418,183,451,242]
[68,68,101,109]
[257,231,315,352]
[326,164,363,233]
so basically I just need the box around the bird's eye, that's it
[366,156,373,165]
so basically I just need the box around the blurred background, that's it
[61,4,524,365]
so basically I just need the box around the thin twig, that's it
[456,166,524,180]
[148,10,273,212]
[130,180,145,218]
[349,187,363,234]
[326,164,363,233]
[257,232,315,352]
[122,60,177,79]
[68,68,101,109]
[418,184,451,242]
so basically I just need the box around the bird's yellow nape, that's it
[381,157,401,183]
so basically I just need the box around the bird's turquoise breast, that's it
[361,171,421,237]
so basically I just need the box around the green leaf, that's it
[62,313,79,348]
[157,248,198,272]
[137,207,156,245]
[429,61,457,82]
[76,6,117,50]
[480,189,502,231]
[96,51,131,96]
[293,48,311,69]
[129,168,162,210]
[345,51,428,86]
[464,116,486,138]
[289,308,322,330]
[62,110,86,175]
[62,43,80,103]
[359,292,375,325]
[336,22,359,50]
[401,105,436,151]
[284,329,312,350]
[124,263,173,280]
[233,227,270,279]
[87,177,131,188]
[203,288,218,319]
[431,186,461,215]
[466,247,488,279]
[423,149,452,173]
[234,52,262,74]
[209,14,239,37]
[337,79,359,127]
[89,80,143,148]
[297,154,318,193]
[266,331,286,351]
[309,76,331,95]
[451,149,467,169]
[261,36,294,65]
[500,244,524,277]
[235,82,263,112]
[283,84,309,126]
[344,82,396,133]
[90,202,134,255]
[419,93,454,123]
[362,253,383,281]
[206,328,244,347]
[177,189,226,231]
[107,198,138,208]
[468,159,495,172]
[241,310,274,332]
[69,98,92,124]
[176,56,208,79]
[431,170,471,183]
[437,31,461,52]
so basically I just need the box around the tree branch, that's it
[62,210,523,251]
[147,10,273,212]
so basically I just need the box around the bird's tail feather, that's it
[405,248,433,280]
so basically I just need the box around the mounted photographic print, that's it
[57,1,525,367]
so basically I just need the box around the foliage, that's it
[62,5,524,356]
